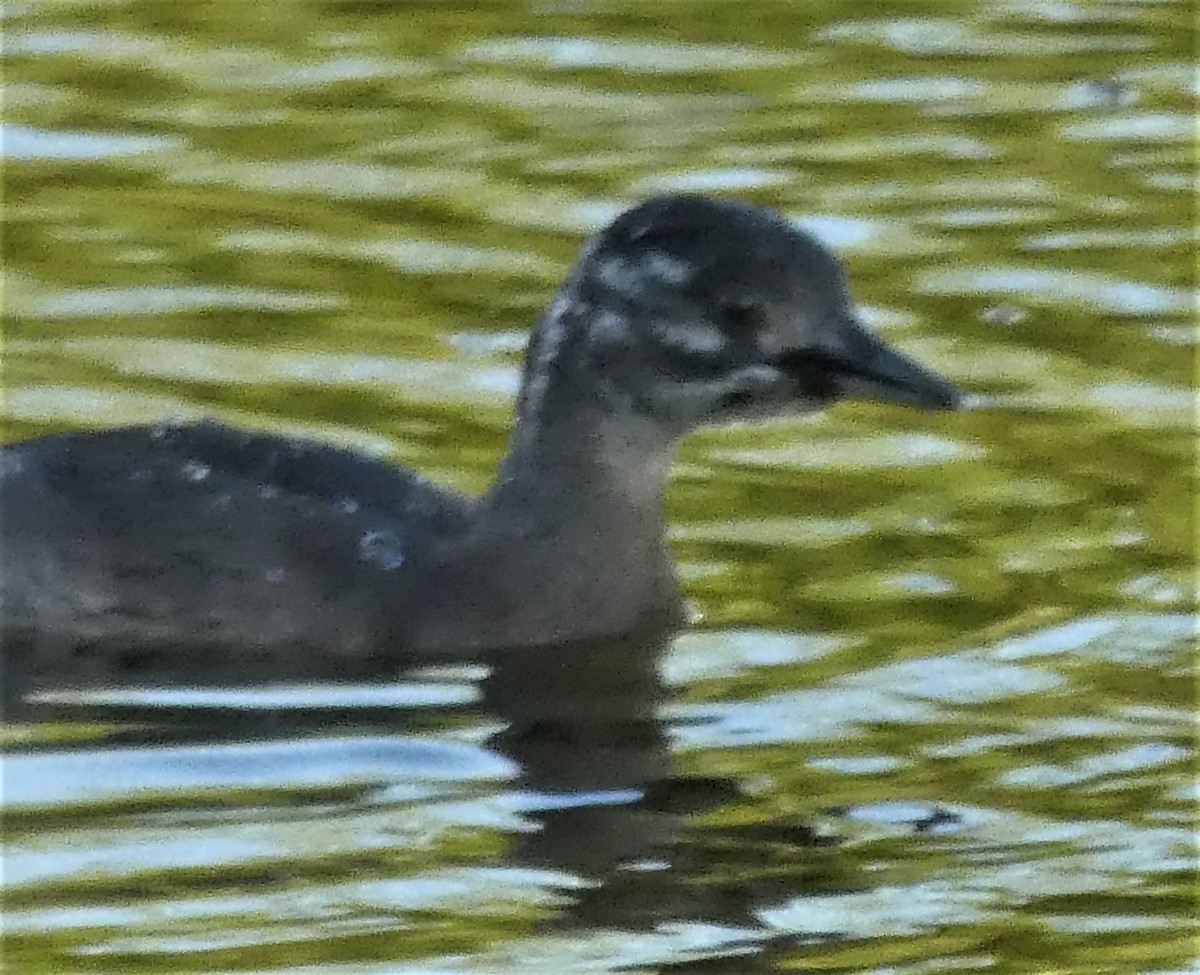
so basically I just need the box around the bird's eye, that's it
[722,297,764,331]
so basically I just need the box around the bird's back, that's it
[0,421,476,695]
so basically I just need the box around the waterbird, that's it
[0,195,963,697]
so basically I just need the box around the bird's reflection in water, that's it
[484,632,842,968]
[7,631,849,970]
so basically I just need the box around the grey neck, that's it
[451,301,686,646]
[486,293,678,524]
[406,293,688,654]
[486,356,678,540]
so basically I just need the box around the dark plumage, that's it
[1,195,962,698]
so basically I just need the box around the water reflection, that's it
[4,605,1193,970]
[5,631,847,970]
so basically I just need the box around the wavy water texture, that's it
[1,1,1194,973]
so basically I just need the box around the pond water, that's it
[1,1,1195,973]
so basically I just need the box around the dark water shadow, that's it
[3,630,864,969]
[481,632,848,967]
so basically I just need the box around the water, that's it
[1,1,1194,972]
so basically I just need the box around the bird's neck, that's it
[487,295,680,521]
[459,320,685,644]
[485,373,679,550]
[407,297,689,655]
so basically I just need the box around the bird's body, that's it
[0,195,962,700]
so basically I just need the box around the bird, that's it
[0,194,963,697]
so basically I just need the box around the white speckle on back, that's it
[180,460,210,482]
[0,451,25,479]
[359,529,405,570]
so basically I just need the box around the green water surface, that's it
[1,1,1195,973]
